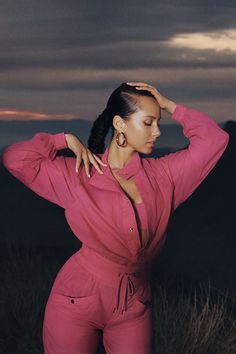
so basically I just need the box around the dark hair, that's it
[87,82,157,154]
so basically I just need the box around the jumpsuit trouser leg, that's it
[42,244,154,354]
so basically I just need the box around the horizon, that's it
[0,118,233,157]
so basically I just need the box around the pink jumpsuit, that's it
[2,104,229,354]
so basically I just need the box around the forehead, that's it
[134,96,161,118]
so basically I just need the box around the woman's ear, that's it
[113,115,126,131]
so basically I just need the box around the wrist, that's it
[165,100,177,114]
[65,133,73,147]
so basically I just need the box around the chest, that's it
[110,170,143,204]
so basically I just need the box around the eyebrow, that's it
[144,115,162,120]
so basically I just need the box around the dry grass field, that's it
[1,242,236,354]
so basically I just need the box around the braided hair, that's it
[87,82,156,154]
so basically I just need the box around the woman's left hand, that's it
[126,81,176,114]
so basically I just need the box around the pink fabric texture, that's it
[2,103,229,264]
[2,103,229,353]
[43,245,154,354]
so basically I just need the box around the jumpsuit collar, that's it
[101,144,142,181]
[88,145,143,191]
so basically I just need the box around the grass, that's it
[152,280,236,353]
[0,241,236,354]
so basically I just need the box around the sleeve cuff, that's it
[53,132,68,150]
[171,104,188,123]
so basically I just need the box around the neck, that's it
[107,138,135,169]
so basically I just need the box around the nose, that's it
[153,125,161,138]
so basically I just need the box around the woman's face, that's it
[124,96,161,154]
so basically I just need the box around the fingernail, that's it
[88,174,90,178]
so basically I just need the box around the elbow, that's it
[210,126,230,152]
[213,129,230,161]
[2,147,12,170]
[223,130,230,145]
[219,130,230,151]
[2,146,21,172]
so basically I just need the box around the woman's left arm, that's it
[155,103,229,211]
[126,82,229,211]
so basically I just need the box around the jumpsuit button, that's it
[70,299,75,303]
[129,227,134,231]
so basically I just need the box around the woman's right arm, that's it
[2,132,77,209]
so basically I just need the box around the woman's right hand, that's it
[126,82,176,114]
[65,133,107,178]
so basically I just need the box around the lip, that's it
[147,140,156,144]
[147,142,155,147]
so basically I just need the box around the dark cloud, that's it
[0,0,235,122]
[0,42,236,72]
[1,0,235,46]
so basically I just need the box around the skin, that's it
[65,82,176,178]
[108,95,161,169]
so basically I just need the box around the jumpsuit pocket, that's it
[134,295,153,309]
[51,291,96,303]
[133,281,153,310]
[48,291,97,319]
[51,253,98,298]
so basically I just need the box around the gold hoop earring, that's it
[116,132,127,147]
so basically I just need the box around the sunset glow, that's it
[0,109,78,121]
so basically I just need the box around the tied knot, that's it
[113,272,138,315]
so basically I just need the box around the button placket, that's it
[121,198,141,257]
[113,168,148,252]
[123,198,136,235]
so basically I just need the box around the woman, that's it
[2,82,229,354]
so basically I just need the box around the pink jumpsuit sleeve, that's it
[156,104,229,211]
[2,132,77,209]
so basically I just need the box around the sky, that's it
[0,0,235,124]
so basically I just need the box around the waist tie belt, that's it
[73,244,151,315]
[113,272,136,314]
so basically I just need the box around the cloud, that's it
[0,0,235,122]
[0,108,77,121]
[168,28,236,52]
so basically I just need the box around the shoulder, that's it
[141,156,173,184]
[52,155,83,186]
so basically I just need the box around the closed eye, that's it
[144,122,161,127]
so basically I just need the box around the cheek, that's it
[128,125,147,144]
[129,122,145,135]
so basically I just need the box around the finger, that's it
[93,154,107,166]
[82,151,91,178]
[128,83,155,89]
[89,154,104,174]
[135,86,157,93]
[75,155,82,173]
[127,82,149,86]
[135,86,156,90]
[130,84,157,92]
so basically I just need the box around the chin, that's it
[136,146,153,155]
